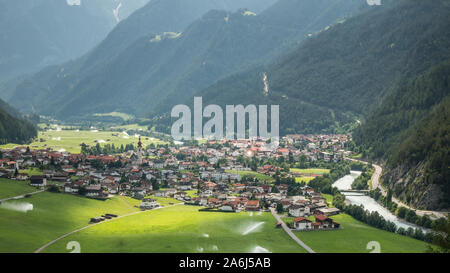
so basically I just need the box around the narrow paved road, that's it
[269,208,315,253]
[345,158,447,219]
[34,203,183,253]
[0,189,45,203]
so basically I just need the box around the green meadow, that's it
[93,112,135,121]
[289,168,330,174]
[293,214,430,253]
[294,177,315,183]
[0,129,166,154]
[290,168,329,184]
[43,205,307,253]
[225,170,274,183]
[0,180,431,253]
[0,179,37,199]
[0,192,139,253]
[19,168,43,176]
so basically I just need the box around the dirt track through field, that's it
[34,203,183,253]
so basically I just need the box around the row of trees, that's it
[308,162,351,194]
[334,191,450,252]
[351,164,374,190]
[333,193,433,243]
[81,143,137,155]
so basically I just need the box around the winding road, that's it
[345,158,447,219]
[0,189,44,203]
[269,208,315,253]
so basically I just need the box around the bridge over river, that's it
[339,189,370,196]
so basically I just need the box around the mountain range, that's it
[0,0,448,210]
[0,0,151,84]
[5,0,363,121]
[179,0,448,133]
[145,0,449,209]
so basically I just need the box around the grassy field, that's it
[185,190,199,198]
[322,194,334,207]
[147,196,183,206]
[225,170,274,183]
[93,112,135,121]
[19,168,43,176]
[293,214,430,253]
[0,192,139,253]
[290,168,330,174]
[109,123,149,131]
[0,129,166,154]
[42,205,307,253]
[0,179,37,199]
[290,168,329,184]
[294,177,315,183]
[0,179,431,253]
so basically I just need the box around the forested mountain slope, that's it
[7,0,361,121]
[0,99,36,144]
[149,0,449,135]
[355,61,450,210]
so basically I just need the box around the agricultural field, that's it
[289,168,330,175]
[293,214,430,253]
[146,195,183,206]
[225,170,274,183]
[19,168,43,176]
[290,168,330,184]
[93,112,135,121]
[109,123,149,131]
[42,205,307,253]
[0,128,167,154]
[294,177,315,183]
[184,190,199,198]
[0,191,139,253]
[0,179,37,199]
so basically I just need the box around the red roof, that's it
[315,214,328,222]
[247,200,259,206]
[294,217,312,223]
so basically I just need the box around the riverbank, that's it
[333,172,425,232]
[345,158,447,220]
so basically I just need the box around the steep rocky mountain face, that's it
[356,62,450,210]
[5,0,361,121]
[0,0,149,83]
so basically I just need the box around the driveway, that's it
[269,208,315,253]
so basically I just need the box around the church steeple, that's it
[138,136,142,151]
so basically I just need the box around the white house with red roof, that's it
[293,217,312,230]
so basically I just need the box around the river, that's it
[333,171,423,231]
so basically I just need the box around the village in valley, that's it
[0,131,349,231]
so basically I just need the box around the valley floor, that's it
[0,180,430,253]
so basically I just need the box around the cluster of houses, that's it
[0,134,347,218]
[283,134,351,162]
